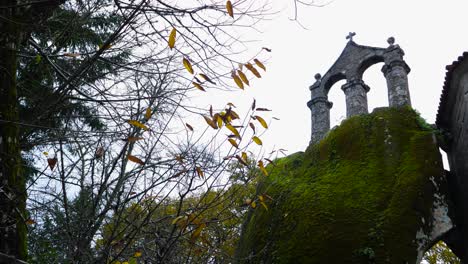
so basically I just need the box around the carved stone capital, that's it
[341,79,370,93]
[382,60,411,76]
[307,97,333,109]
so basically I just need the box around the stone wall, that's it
[436,52,468,261]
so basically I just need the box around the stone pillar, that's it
[382,46,411,107]
[341,79,369,117]
[307,97,332,145]
[308,76,332,144]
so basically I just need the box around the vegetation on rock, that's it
[236,107,449,263]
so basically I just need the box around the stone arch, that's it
[357,55,385,79]
[308,37,412,145]
[322,72,346,95]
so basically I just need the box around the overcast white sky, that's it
[218,0,468,156]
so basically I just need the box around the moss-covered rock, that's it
[236,107,452,264]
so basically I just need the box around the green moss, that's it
[236,107,445,264]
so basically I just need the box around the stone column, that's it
[382,46,411,107]
[341,79,369,117]
[307,97,332,145]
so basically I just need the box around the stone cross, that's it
[346,32,356,41]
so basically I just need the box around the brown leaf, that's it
[245,63,261,78]
[199,73,216,84]
[175,155,184,163]
[126,137,144,142]
[226,1,234,18]
[254,59,266,71]
[63,53,80,58]
[235,155,248,166]
[256,108,271,111]
[186,123,194,131]
[264,158,275,165]
[249,122,256,134]
[195,166,204,178]
[209,105,213,117]
[25,218,36,225]
[251,99,256,111]
[227,102,236,108]
[262,47,272,52]
[128,155,145,165]
[193,82,205,91]
[203,115,218,129]
[229,109,240,120]
[95,147,104,159]
[47,158,57,171]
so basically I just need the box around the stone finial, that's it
[387,36,395,46]
[346,32,356,41]
[314,73,322,81]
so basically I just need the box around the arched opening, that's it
[362,62,388,112]
[422,241,460,264]
[327,79,347,128]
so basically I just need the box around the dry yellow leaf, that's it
[254,115,268,128]
[232,71,244,89]
[226,123,240,138]
[168,28,176,49]
[183,57,194,74]
[127,120,149,131]
[191,223,206,241]
[144,107,152,120]
[228,138,238,148]
[134,250,142,258]
[214,114,223,128]
[252,136,262,145]
[251,201,257,209]
[193,82,205,91]
[237,70,249,86]
[241,152,248,162]
[245,63,261,78]
[258,160,268,176]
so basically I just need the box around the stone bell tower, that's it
[308,33,411,144]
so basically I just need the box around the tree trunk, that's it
[0,7,27,261]
[0,1,64,261]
